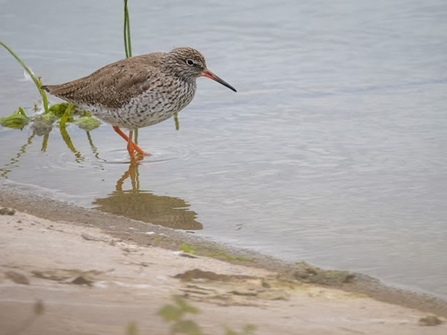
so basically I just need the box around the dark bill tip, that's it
[202,69,237,92]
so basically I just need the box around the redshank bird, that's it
[42,47,236,159]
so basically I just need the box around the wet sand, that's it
[1,184,446,334]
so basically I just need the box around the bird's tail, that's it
[39,82,80,100]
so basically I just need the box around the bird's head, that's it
[165,47,236,92]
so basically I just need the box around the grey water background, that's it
[1,0,447,298]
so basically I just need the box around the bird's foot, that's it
[127,142,151,160]
[136,150,151,157]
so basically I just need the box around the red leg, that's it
[113,126,148,156]
[113,125,130,142]
[130,139,148,156]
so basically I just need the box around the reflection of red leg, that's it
[113,126,148,157]
[127,130,136,160]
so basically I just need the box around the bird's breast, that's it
[135,78,196,115]
[90,79,197,130]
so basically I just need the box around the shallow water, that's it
[1,0,447,298]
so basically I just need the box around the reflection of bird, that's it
[42,47,236,159]
[93,190,203,230]
[92,162,203,230]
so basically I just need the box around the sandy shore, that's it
[1,186,446,334]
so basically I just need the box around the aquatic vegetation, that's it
[0,40,98,131]
[74,114,102,131]
[0,107,30,130]
[0,40,100,163]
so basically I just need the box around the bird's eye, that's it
[186,59,195,66]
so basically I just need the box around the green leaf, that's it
[59,104,74,127]
[0,108,30,129]
[74,116,101,131]
[49,102,71,117]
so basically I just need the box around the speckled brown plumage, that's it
[42,47,236,159]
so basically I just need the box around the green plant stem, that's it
[0,40,49,113]
[59,104,74,127]
[41,133,49,152]
[174,113,180,130]
[123,0,132,58]
[123,0,137,142]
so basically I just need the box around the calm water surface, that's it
[1,0,447,298]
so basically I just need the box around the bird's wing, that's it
[43,55,164,109]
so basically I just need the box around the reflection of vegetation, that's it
[60,127,83,163]
[92,163,202,230]
[0,133,35,178]
[0,128,99,178]
[86,131,101,160]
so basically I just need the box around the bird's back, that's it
[42,52,166,109]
